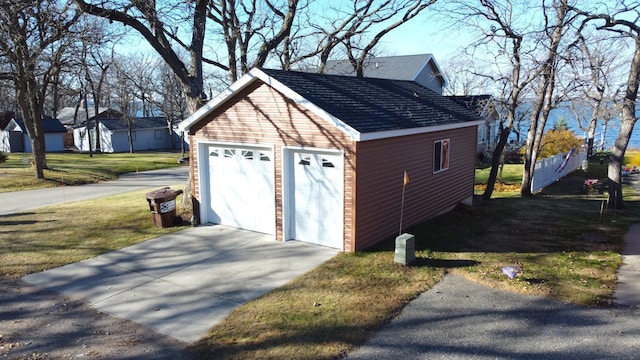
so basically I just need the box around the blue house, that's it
[0,117,67,153]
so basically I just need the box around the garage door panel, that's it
[207,145,275,235]
[290,151,343,249]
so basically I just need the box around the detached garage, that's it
[179,68,483,252]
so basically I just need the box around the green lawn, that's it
[0,152,186,192]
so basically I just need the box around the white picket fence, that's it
[531,148,587,193]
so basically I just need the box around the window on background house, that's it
[155,129,163,139]
[433,139,450,173]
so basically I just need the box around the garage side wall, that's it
[189,82,356,250]
[353,127,477,251]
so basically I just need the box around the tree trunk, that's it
[607,38,640,209]
[483,127,511,200]
[607,119,634,209]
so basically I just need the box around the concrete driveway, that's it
[23,224,339,343]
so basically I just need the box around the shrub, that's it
[538,129,584,159]
[624,151,640,167]
[0,151,7,164]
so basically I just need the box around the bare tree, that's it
[112,57,137,153]
[520,0,576,196]
[155,62,188,153]
[73,0,211,113]
[125,53,160,117]
[297,1,436,75]
[571,2,640,209]
[443,0,541,199]
[207,0,301,82]
[441,57,492,96]
[0,0,80,178]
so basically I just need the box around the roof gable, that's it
[180,68,482,142]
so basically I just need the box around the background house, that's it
[179,68,482,252]
[1,117,66,153]
[74,115,172,153]
[321,53,447,94]
[0,117,21,153]
[448,95,500,160]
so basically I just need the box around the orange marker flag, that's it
[403,171,410,186]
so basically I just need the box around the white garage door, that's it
[289,150,343,249]
[207,144,275,235]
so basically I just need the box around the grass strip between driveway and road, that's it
[1,154,639,359]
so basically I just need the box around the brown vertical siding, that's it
[353,127,476,251]
[189,82,355,250]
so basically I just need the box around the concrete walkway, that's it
[0,166,189,216]
[22,224,339,343]
[613,224,640,307]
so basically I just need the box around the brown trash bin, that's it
[145,187,184,227]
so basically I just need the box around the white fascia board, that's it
[358,119,485,142]
[177,72,260,132]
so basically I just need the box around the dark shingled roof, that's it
[79,116,167,131]
[260,68,481,134]
[13,118,67,133]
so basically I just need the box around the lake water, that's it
[510,104,640,150]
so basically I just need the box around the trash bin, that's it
[145,187,183,227]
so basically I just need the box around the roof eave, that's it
[357,119,485,142]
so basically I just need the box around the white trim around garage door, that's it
[197,141,276,235]
[282,147,344,250]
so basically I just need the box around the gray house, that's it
[321,53,447,94]
[74,116,172,153]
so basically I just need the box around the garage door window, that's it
[242,150,254,160]
[298,155,311,166]
[322,158,335,168]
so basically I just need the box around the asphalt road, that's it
[347,274,640,360]
[0,166,189,216]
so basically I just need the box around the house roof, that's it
[179,68,483,142]
[57,106,115,126]
[324,54,433,78]
[80,116,167,131]
[321,54,446,90]
[12,118,67,133]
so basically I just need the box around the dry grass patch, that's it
[0,187,190,278]
[190,252,445,359]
